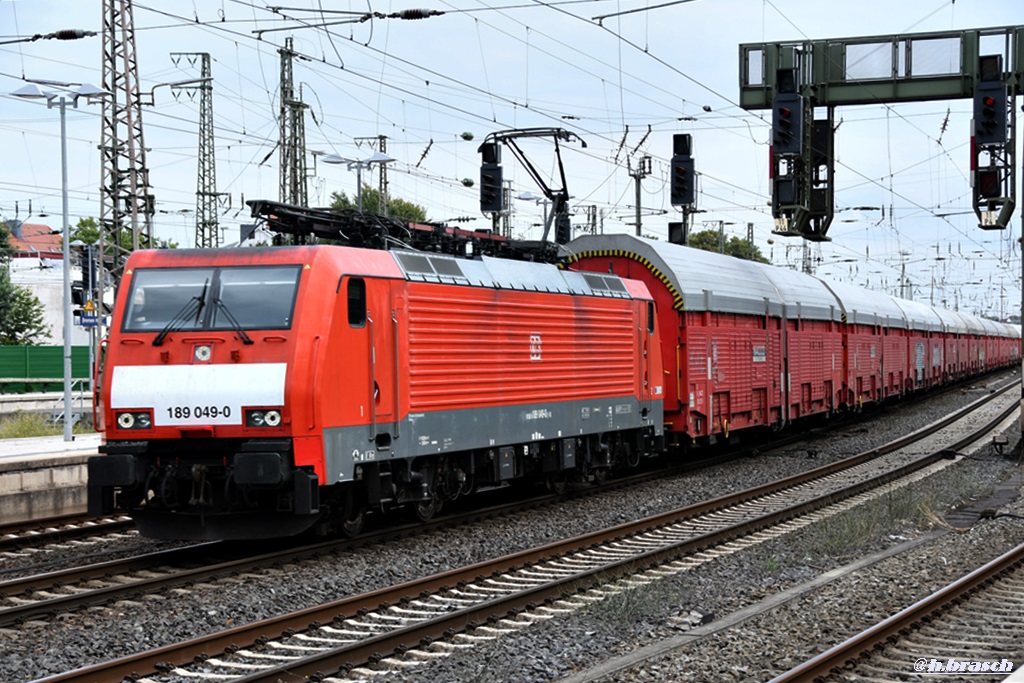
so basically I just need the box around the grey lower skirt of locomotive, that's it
[87,429,661,541]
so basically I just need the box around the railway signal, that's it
[669,157,696,206]
[973,78,1007,145]
[970,55,1014,229]
[478,141,504,214]
[479,163,504,214]
[771,92,803,155]
[669,133,696,208]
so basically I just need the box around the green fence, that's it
[0,346,91,393]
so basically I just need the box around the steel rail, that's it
[0,514,134,553]
[767,540,1024,683]
[0,450,734,626]
[36,381,1018,683]
[0,376,991,610]
[224,391,1024,683]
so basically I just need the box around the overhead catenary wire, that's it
[1,0,1016,316]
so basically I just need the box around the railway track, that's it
[0,375,995,569]
[36,381,1019,683]
[0,450,748,628]
[0,513,134,554]
[770,540,1024,683]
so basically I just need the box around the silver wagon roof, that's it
[567,235,1014,333]
[814,278,908,328]
[568,234,843,319]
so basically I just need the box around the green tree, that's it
[72,216,178,250]
[686,228,769,263]
[0,223,16,335]
[0,287,50,345]
[0,222,51,346]
[330,186,428,223]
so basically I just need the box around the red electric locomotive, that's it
[88,245,664,540]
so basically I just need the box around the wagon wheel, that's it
[546,473,569,495]
[411,496,442,522]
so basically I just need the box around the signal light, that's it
[973,82,1007,145]
[554,214,572,245]
[670,156,696,206]
[977,170,1001,199]
[479,162,503,213]
[771,93,803,155]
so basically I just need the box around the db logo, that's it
[530,334,542,362]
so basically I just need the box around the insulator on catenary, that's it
[51,29,94,40]
[393,9,443,19]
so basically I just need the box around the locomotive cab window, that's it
[347,278,366,327]
[122,265,301,333]
[647,302,655,334]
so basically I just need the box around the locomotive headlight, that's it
[115,410,152,430]
[246,408,284,428]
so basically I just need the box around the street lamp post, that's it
[13,82,108,441]
[516,191,551,239]
[322,152,395,213]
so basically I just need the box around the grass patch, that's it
[795,463,991,560]
[0,411,94,439]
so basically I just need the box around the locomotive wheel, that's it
[340,489,366,538]
[624,444,640,469]
[341,505,365,537]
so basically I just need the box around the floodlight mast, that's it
[479,128,586,244]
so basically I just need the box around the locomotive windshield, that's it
[122,265,302,333]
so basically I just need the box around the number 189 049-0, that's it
[167,405,232,420]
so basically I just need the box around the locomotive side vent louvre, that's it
[605,278,627,293]
[397,253,434,274]
[431,258,464,278]
[396,252,469,284]
[581,272,630,298]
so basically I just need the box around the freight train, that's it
[87,233,1020,540]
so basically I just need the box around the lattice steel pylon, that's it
[171,52,224,248]
[279,37,308,209]
[99,0,152,295]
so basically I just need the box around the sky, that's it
[1,0,1022,320]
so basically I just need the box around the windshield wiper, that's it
[193,279,208,325]
[213,297,255,345]
[152,280,208,347]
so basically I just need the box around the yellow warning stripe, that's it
[563,249,685,311]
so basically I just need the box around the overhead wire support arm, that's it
[592,0,698,24]
[480,128,586,245]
